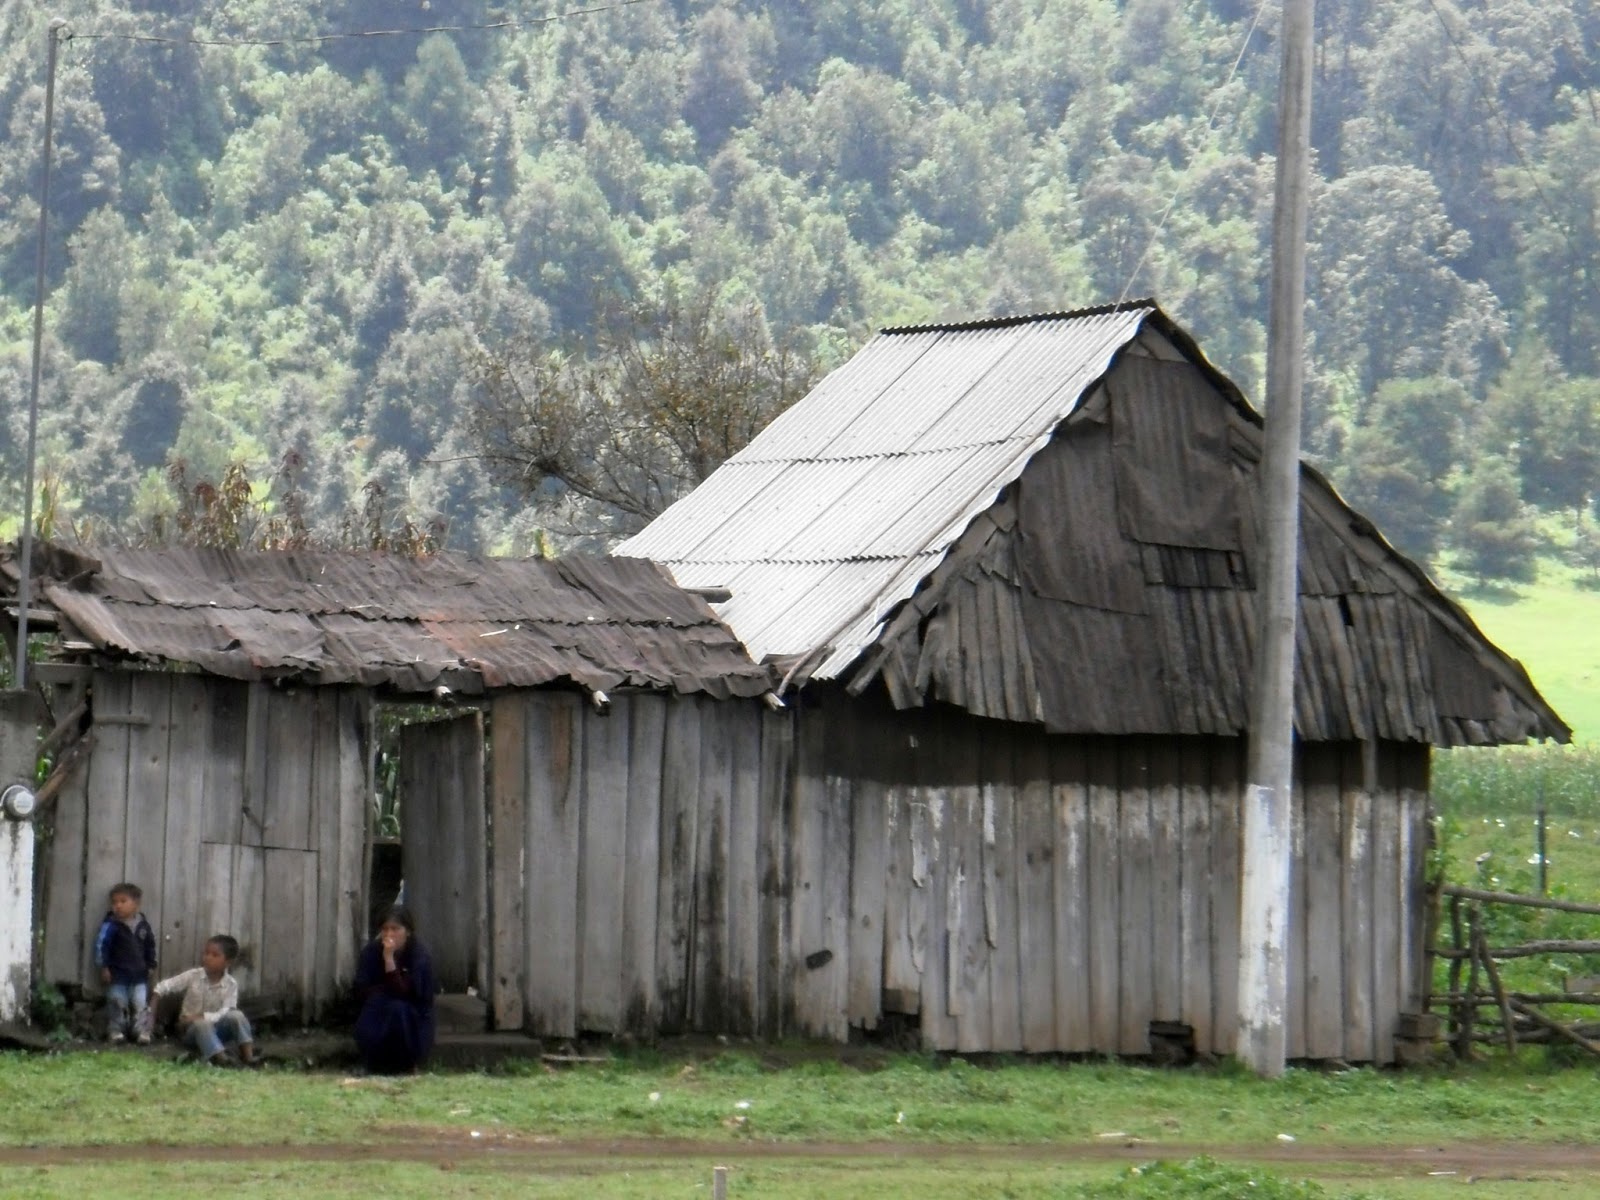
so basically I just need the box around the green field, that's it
[1442,556,1600,743]
[5,1051,1600,1198]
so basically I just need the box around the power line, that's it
[65,0,662,47]
[1115,0,1273,306]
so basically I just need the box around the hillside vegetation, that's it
[0,0,1595,565]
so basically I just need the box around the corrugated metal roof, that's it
[617,303,1154,675]
[4,544,773,698]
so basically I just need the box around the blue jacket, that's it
[94,912,157,985]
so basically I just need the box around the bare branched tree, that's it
[467,290,817,541]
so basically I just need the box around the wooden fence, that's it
[1433,883,1600,1058]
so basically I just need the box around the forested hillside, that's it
[0,0,1596,568]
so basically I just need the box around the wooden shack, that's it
[1,545,774,1020]
[617,300,1569,1062]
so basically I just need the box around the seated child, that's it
[94,882,157,1044]
[151,934,259,1066]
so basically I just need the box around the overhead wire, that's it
[64,0,662,47]
[1115,0,1274,306]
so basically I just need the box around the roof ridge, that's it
[879,298,1159,335]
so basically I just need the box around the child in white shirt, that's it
[151,934,259,1066]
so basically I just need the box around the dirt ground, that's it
[0,1132,1593,1176]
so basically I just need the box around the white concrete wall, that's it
[0,820,32,1021]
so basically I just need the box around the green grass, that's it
[10,1051,1600,1197]
[1443,554,1600,742]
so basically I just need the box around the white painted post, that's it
[0,692,40,1023]
[712,1165,729,1200]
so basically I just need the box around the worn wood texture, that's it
[160,675,210,980]
[1208,738,1242,1055]
[1086,737,1121,1054]
[690,695,733,1032]
[621,693,666,1034]
[578,697,631,1032]
[260,688,315,851]
[522,692,583,1038]
[82,672,133,989]
[655,695,703,1034]
[488,693,527,1030]
[845,712,888,1033]
[983,726,1023,1051]
[1116,738,1153,1055]
[1177,737,1213,1053]
[756,708,793,1039]
[1303,744,1346,1060]
[43,691,93,985]
[122,674,173,955]
[1050,735,1091,1052]
[1014,732,1056,1052]
[1148,739,1183,1029]
[401,711,486,995]
[1370,743,1402,1065]
[1341,746,1376,1063]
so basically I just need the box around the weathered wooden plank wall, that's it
[45,672,370,1019]
[400,711,486,995]
[480,688,1428,1064]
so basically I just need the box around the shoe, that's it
[109,1031,126,1044]
[135,1032,152,1045]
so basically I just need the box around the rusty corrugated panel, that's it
[27,547,771,698]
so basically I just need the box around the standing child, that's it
[152,934,259,1066]
[94,882,157,1044]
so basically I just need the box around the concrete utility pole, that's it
[12,17,68,692]
[1237,0,1315,1078]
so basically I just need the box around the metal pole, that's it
[13,18,69,693]
[1237,0,1315,1079]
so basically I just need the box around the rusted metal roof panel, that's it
[616,304,1153,675]
[16,546,772,697]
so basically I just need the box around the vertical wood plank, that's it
[1209,738,1243,1055]
[950,718,989,1053]
[1399,746,1431,1017]
[523,693,582,1039]
[311,689,342,1016]
[198,842,234,961]
[43,704,92,986]
[1371,743,1402,1065]
[691,697,732,1032]
[819,722,853,1041]
[1341,743,1375,1062]
[1051,735,1091,1052]
[123,674,173,960]
[1148,739,1183,1027]
[655,696,702,1034]
[846,712,888,1033]
[1304,744,1346,1060]
[160,675,209,982]
[260,688,315,851]
[578,698,630,1033]
[262,847,316,1018]
[489,694,527,1030]
[1286,748,1308,1060]
[1014,730,1056,1052]
[726,700,764,1034]
[880,725,921,1017]
[200,680,248,846]
[914,716,957,1049]
[84,672,133,991]
[1117,737,1153,1055]
[756,707,793,1039]
[983,725,1023,1051]
[335,690,369,1008]
[239,684,268,849]
[229,843,265,998]
[1177,737,1214,1053]
[1086,738,1121,1055]
[621,693,666,1035]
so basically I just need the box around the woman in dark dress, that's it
[354,905,435,1074]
